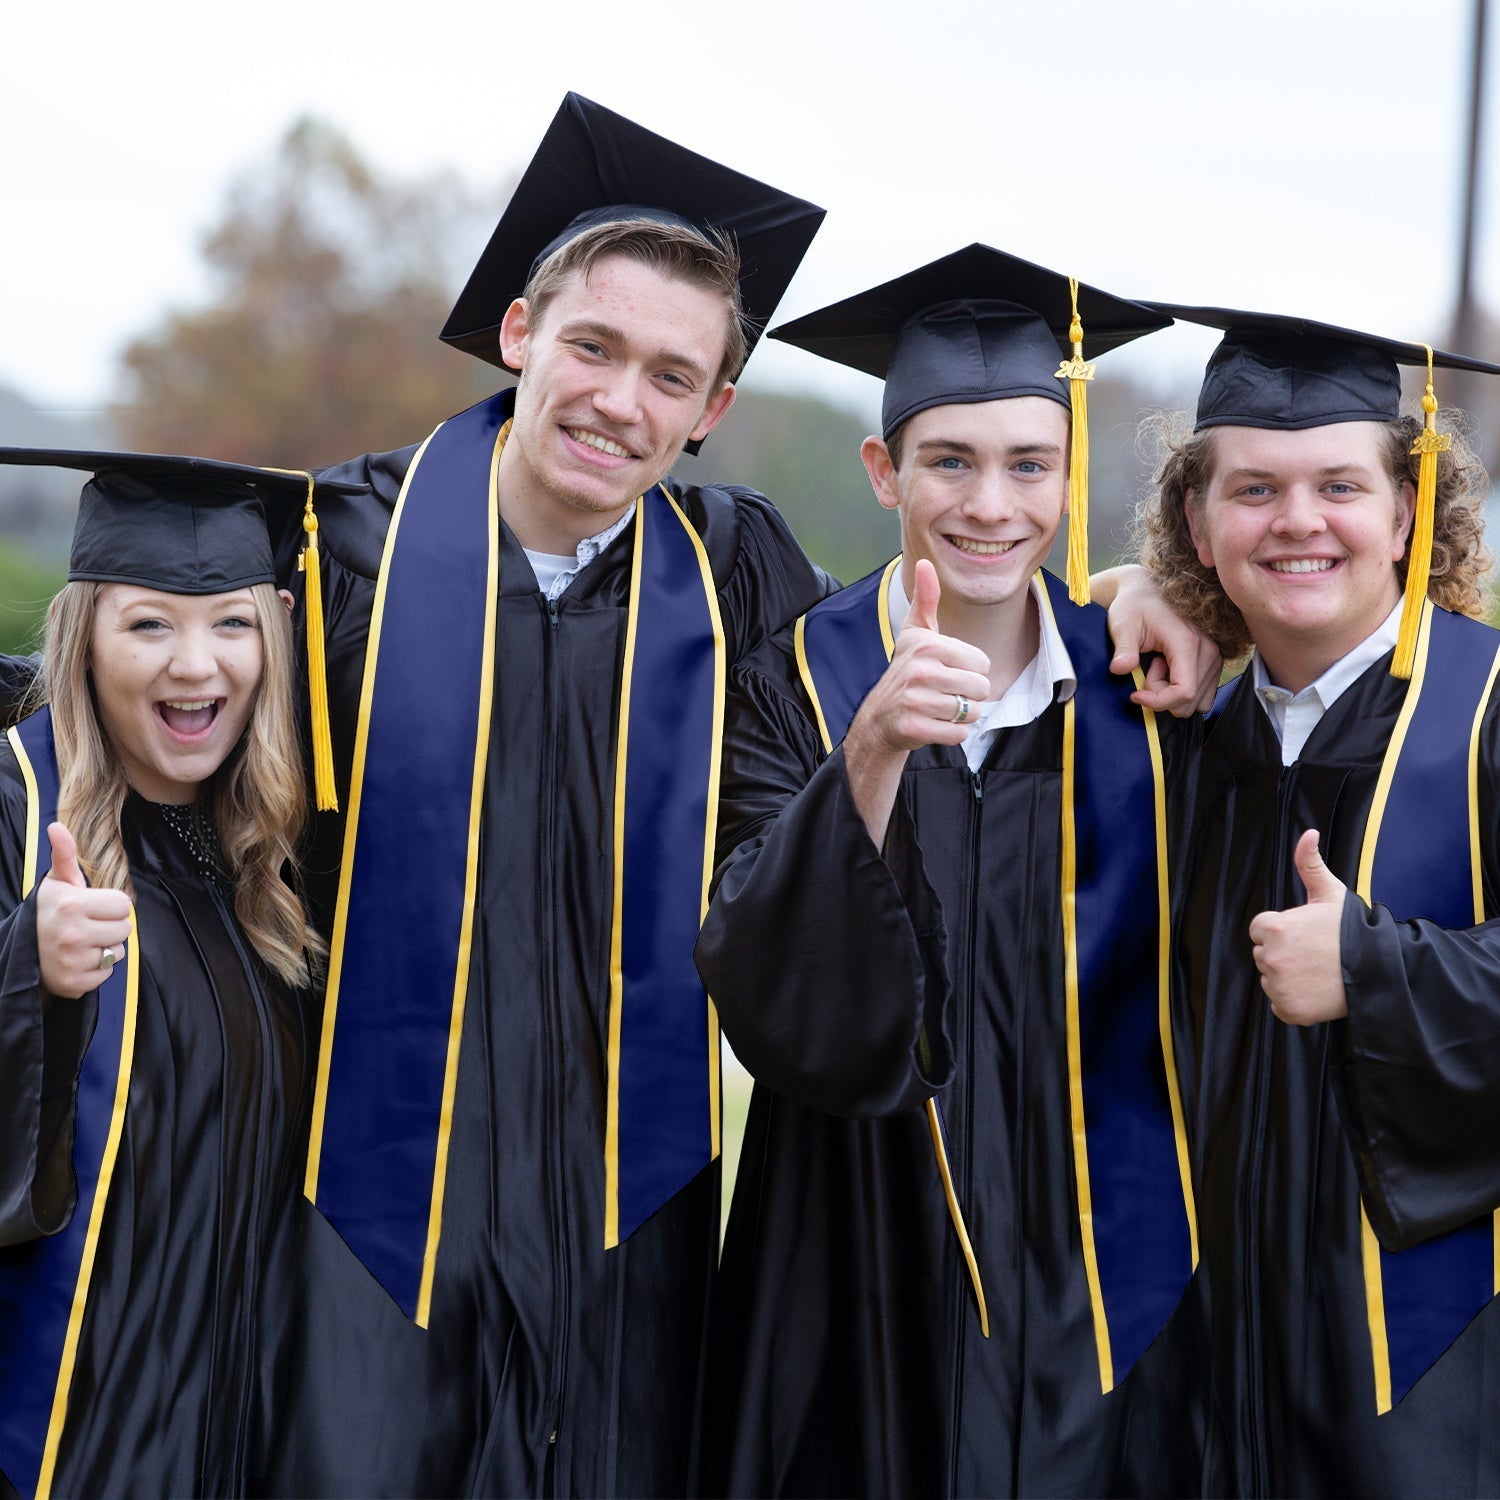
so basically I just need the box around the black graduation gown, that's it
[1180,662,1500,1498]
[693,626,1204,1499]
[0,763,314,1499]
[255,445,827,1498]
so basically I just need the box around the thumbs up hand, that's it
[907,556,942,633]
[1247,829,1350,1025]
[36,823,134,999]
[842,559,994,847]
[854,560,993,757]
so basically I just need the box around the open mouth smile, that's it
[1264,558,1339,574]
[155,698,223,742]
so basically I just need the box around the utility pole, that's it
[1452,0,1490,439]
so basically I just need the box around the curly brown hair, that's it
[1132,408,1493,660]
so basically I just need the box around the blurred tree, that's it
[112,117,500,467]
[677,389,896,583]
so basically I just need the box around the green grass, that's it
[0,545,61,656]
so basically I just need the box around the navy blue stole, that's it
[1355,601,1500,1410]
[0,709,139,1500]
[795,563,1197,1389]
[305,392,725,1323]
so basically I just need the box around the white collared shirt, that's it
[522,502,638,601]
[1252,601,1403,765]
[887,570,1078,771]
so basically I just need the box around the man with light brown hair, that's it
[252,95,830,1498]
[1135,306,1500,1497]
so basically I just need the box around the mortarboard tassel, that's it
[278,470,340,811]
[1392,346,1450,680]
[1057,277,1095,606]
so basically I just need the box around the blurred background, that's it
[1,0,1493,1213]
[2,0,1495,661]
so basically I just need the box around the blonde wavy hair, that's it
[1132,408,1493,660]
[32,581,326,988]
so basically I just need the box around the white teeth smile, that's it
[567,428,630,458]
[164,700,215,711]
[950,537,1018,555]
[1268,559,1337,573]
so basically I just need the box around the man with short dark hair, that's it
[695,246,1208,1498]
[254,95,829,1497]
[1135,308,1500,1495]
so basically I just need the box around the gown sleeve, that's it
[709,487,834,662]
[0,765,88,1245]
[695,651,954,1119]
[1339,692,1500,1250]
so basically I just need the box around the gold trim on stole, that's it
[667,490,729,1166]
[603,487,728,1249]
[792,555,990,1334]
[1466,642,1500,1301]
[1355,604,1432,1414]
[5,725,39,896]
[417,425,503,1324]
[304,417,505,1329]
[1137,666,1199,1275]
[1035,577,1194,1394]
[1356,604,1500,1408]
[9,725,141,1499]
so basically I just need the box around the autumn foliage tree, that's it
[112,118,502,466]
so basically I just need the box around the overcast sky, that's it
[4,0,1495,427]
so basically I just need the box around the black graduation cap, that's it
[770,244,1172,603]
[769,243,1172,439]
[1145,304,1500,431]
[440,93,825,383]
[1149,305,1500,681]
[0,449,363,593]
[0,448,368,809]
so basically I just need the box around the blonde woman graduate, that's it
[0,451,347,1499]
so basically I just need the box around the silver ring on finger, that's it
[99,945,118,971]
[950,694,970,725]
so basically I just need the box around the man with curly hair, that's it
[1135,306,1500,1496]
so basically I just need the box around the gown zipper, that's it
[539,591,570,1493]
[1245,762,1296,1495]
[944,768,985,1498]
[196,874,278,1490]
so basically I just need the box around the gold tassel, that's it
[1391,346,1450,679]
[272,469,340,812]
[1056,276,1095,605]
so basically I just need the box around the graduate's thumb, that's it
[46,821,86,888]
[909,558,941,634]
[1294,828,1343,905]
